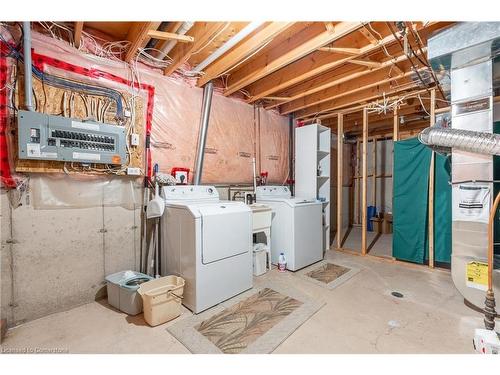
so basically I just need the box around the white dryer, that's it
[161,185,253,314]
[256,186,322,271]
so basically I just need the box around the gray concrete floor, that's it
[1,250,483,354]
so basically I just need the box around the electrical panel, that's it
[17,110,127,165]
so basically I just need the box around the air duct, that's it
[419,127,500,156]
[193,81,214,185]
[23,21,33,111]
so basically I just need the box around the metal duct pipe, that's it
[193,81,214,185]
[156,22,194,60]
[23,21,34,111]
[419,127,500,156]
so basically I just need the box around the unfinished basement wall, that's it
[353,139,394,222]
[0,32,290,327]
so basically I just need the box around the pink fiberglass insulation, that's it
[8,31,290,185]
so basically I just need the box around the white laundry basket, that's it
[137,275,185,326]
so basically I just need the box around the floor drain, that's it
[391,291,404,298]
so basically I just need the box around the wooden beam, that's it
[428,88,436,269]
[164,22,228,76]
[274,48,425,113]
[347,58,383,69]
[337,113,344,249]
[224,22,363,96]
[393,106,399,141]
[74,22,84,49]
[362,108,368,255]
[124,22,158,63]
[267,48,424,112]
[197,22,294,87]
[324,22,335,33]
[279,60,420,115]
[318,47,361,55]
[296,76,420,120]
[359,25,380,45]
[245,22,447,104]
[147,30,194,43]
[372,137,377,208]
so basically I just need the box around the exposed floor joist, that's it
[223,22,364,96]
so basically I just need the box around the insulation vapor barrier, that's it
[9,31,290,189]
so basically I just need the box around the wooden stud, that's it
[359,25,379,45]
[393,106,399,142]
[74,22,84,49]
[428,88,436,269]
[224,22,363,96]
[362,108,368,255]
[356,140,361,225]
[337,113,344,249]
[147,30,194,43]
[372,136,377,209]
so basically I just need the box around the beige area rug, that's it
[167,282,325,354]
[297,260,360,289]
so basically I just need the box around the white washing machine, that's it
[256,186,323,271]
[161,185,253,314]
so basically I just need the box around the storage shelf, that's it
[317,150,329,160]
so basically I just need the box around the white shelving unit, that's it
[295,123,331,252]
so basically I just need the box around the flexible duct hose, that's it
[419,127,500,156]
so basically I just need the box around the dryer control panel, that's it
[256,185,291,199]
[162,185,219,201]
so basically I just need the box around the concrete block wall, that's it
[0,177,141,328]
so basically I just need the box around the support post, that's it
[428,88,436,268]
[362,108,368,255]
[337,113,344,249]
[372,137,377,209]
[193,81,214,185]
[393,106,399,142]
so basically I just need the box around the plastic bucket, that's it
[137,275,185,326]
[367,206,377,232]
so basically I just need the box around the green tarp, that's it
[392,137,451,264]
[393,138,431,263]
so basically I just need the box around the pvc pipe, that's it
[193,81,214,185]
[156,22,194,60]
[252,157,257,194]
[23,21,34,111]
[191,22,264,73]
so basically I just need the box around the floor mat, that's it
[167,282,324,354]
[298,261,360,289]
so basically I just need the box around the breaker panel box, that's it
[17,110,127,165]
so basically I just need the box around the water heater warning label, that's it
[466,261,488,291]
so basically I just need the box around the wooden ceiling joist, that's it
[318,47,361,55]
[276,54,426,114]
[245,22,440,104]
[297,79,425,121]
[164,22,229,76]
[147,30,194,43]
[124,22,160,63]
[347,58,383,69]
[280,66,422,116]
[223,22,364,96]
[74,22,83,48]
[196,22,294,87]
